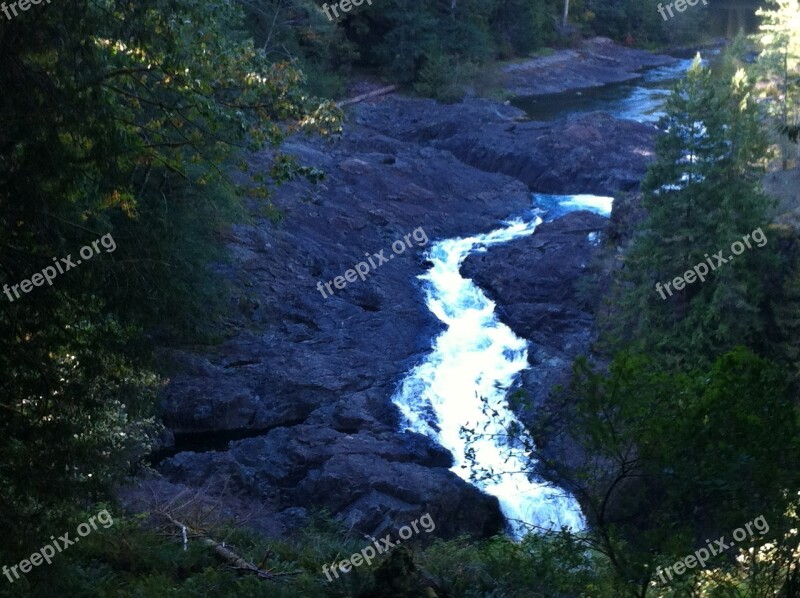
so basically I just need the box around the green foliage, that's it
[239,0,359,98]
[309,0,563,95]
[0,312,160,557]
[617,56,775,366]
[238,0,717,99]
[767,226,800,386]
[413,52,478,103]
[5,509,619,598]
[350,0,492,86]
[491,0,554,57]
[422,532,614,597]
[4,510,326,596]
[651,499,800,597]
[0,0,340,557]
[755,0,800,166]
[5,501,797,597]
[537,349,800,594]
[580,0,710,46]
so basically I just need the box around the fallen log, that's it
[337,85,399,107]
[160,512,300,581]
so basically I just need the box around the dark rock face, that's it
[355,97,659,196]
[157,122,533,540]
[161,426,503,539]
[153,60,656,541]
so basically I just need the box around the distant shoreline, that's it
[497,37,680,98]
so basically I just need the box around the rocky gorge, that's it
[137,39,680,543]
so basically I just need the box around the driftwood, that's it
[337,85,399,107]
[161,512,299,581]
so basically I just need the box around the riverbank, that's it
[498,37,678,97]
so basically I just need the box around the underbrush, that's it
[2,510,611,598]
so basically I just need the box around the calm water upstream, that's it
[512,56,697,123]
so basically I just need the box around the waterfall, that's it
[391,194,613,537]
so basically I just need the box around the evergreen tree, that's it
[619,56,774,365]
[756,0,800,168]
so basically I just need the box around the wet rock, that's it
[462,210,609,411]
[355,97,658,195]
[339,158,373,174]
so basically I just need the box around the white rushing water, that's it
[609,57,697,123]
[392,194,613,537]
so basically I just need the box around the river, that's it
[391,59,697,537]
[512,57,696,123]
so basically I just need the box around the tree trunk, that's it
[562,0,570,29]
[783,45,790,170]
[337,85,398,108]
[161,513,297,581]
